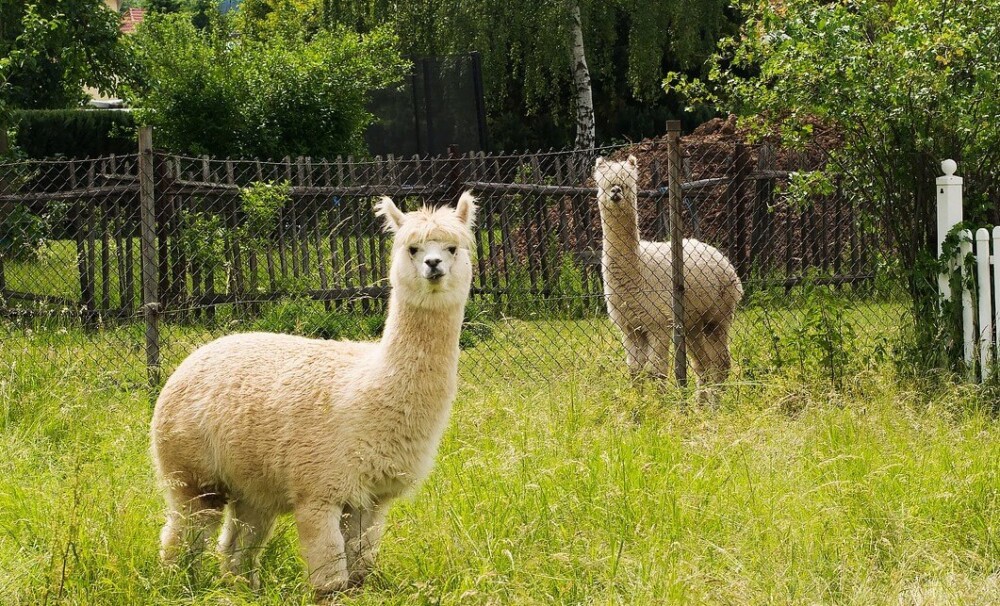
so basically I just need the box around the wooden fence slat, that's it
[101,197,111,310]
[833,181,843,278]
[785,206,795,293]
[225,160,244,302]
[297,158,311,279]
[86,196,97,316]
[115,197,128,313]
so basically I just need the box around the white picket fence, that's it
[938,160,1000,380]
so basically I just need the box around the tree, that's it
[125,12,406,158]
[315,0,735,149]
[569,2,594,151]
[0,0,129,109]
[668,0,1000,360]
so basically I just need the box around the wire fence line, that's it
[0,125,906,389]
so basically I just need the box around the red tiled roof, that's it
[120,8,145,34]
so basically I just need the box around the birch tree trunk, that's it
[569,2,595,151]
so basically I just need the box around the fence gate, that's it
[938,159,1000,380]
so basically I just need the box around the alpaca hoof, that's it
[314,576,351,598]
[222,571,260,592]
[347,569,369,589]
[695,387,719,408]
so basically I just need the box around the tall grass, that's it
[2,317,1000,604]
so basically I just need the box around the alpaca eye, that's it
[408,246,418,256]
[447,246,457,255]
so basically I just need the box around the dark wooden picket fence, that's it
[0,134,880,326]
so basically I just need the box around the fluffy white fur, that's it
[150,192,478,595]
[594,155,743,391]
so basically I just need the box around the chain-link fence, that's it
[0,125,909,390]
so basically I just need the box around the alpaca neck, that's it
[377,292,464,394]
[599,204,642,278]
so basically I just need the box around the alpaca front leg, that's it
[295,503,350,595]
[341,502,387,587]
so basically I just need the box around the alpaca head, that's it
[375,191,478,309]
[594,155,639,210]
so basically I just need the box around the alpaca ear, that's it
[374,196,405,233]
[595,156,607,168]
[627,154,638,167]
[455,190,478,228]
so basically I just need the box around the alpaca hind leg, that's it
[690,323,732,385]
[688,324,732,404]
[160,485,225,566]
[647,332,673,379]
[295,503,349,595]
[219,500,277,589]
[623,328,649,375]
[341,502,387,587]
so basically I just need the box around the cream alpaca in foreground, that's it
[150,192,477,595]
[594,155,743,391]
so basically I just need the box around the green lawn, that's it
[2,307,999,605]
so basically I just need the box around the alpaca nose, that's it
[610,185,622,196]
[425,257,441,269]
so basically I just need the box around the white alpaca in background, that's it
[594,155,743,391]
[150,192,477,596]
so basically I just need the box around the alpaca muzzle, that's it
[423,257,445,281]
[610,185,623,202]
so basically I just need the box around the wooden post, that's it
[752,143,774,274]
[666,120,687,388]
[728,142,750,280]
[0,128,9,294]
[651,159,666,240]
[447,143,464,203]
[138,126,161,387]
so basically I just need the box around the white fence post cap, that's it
[938,159,962,185]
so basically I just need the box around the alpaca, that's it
[150,192,478,596]
[594,155,743,391]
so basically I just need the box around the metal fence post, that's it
[422,58,437,156]
[138,126,161,387]
[667,120,687,387]
[470,51,489,152]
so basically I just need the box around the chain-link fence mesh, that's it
[0,129,909,391]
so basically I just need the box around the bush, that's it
[0,203,60,262]
[125,13,407,158]
[668,0,1000,368]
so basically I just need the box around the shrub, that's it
[667,0,1000,367]
[0,204,47,262]
[125,13,407,158]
